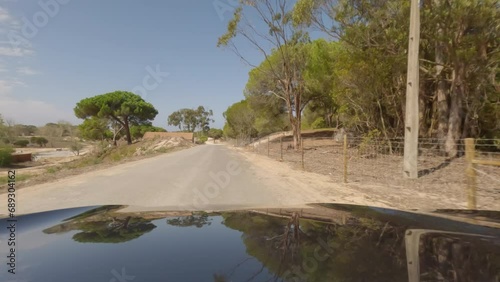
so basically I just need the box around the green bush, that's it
[110,152,122,162]
[30,137,49,147]
[0,146,14,167]
[70,142,84,156]
[196,136,208,144]
[13,139,30,147]
[311,117,327,129]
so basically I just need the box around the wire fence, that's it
[245,134,500,210]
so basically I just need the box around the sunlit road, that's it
[2,144,321,215]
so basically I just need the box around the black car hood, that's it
[1,204,499,282]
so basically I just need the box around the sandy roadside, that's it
[230,146,494,211]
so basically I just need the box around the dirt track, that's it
[2,143,496,217]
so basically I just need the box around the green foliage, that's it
[244,52,291,136]
[218,0,311,148]
[0,114,13,143]
[30,137,49,147]
[74,91,158,145]
[70,142,84,156]
[0,173,31,184]
[167,213,212,228]
[130,124,166,140]
[13,139,29,147]
[78,118,111,141]
[311,117,327,129]
[223,100,258,140]
[110,152,123,162]
[43,215,158,243]
[0,146,14,167]
[290,0,499,148]
[207,128,224,140]
[302,39,340,128]
[217,6,242,47]
[167,106,213,133]
[196,136,208,144]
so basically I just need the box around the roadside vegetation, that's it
[219,0,499,157]
[74,91,160,145]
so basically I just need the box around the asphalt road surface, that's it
[2,144,326,215]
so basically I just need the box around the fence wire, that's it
[245,135,500,209]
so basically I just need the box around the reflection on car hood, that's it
[0,204,499,282]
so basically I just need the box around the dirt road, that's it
[0,144,477,216]
[0,144,327,215]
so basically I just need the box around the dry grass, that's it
[252,136,500,210]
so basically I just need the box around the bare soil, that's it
[0,139,195,193]
[249,137,500,211]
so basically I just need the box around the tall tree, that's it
[422,0,500,156]
[207,128,224,140]
[244,55,291,136]
[74,91,158,145]
[223,100,257,141]
[167,106,214,133]
[218,0,309,150]
[294,0,499,156]
[301,39,339,128]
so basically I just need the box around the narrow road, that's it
[2,144,332,215]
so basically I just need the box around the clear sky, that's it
[0,0,265,130]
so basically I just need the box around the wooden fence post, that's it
[343,134,348,183]
[465,138,477,209]
[301,138,305,170]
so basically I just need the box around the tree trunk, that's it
[419,79,429,136]
[124,118,132,145]
[434,2,449,152]
[445,62,465,157]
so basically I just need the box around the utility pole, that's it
[404,0,420,179]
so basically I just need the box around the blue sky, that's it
[0,0,266,130]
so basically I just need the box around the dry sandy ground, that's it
[1,143,495,217]
[231,147,499,211]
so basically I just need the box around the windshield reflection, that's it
[37,204,500,281]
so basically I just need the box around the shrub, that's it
[0,146,14,167]
[196,136,208,144]
[13,139,29,147]
[30,137,49,147]
[311,117,327,129]
[70,142,84,156]
[110,152,122,162]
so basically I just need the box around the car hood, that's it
[1,204,499,282]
